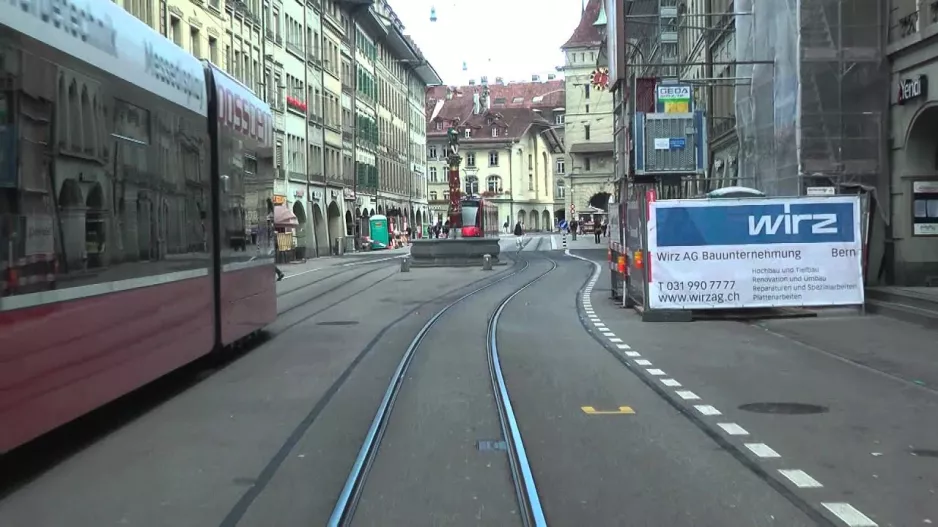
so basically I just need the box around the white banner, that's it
[647,196,864,309]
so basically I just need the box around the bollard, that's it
[562,234,567,250]
[482,254,493,271]
[400,256,411,272]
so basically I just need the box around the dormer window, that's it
[435,121,443,130]
[491,127,499,138]
[464,128,471,139]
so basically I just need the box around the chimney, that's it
[472,93,481,114]
[547,73,556,80]
[495,76,504,85]
[480,76,488,85]
[468,79,476,85]
[532,74,540,81]
[481,84,490,112]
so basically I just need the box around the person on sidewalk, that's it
[594,221,602,244]
[513,220,524,249]
[570,219,578,240]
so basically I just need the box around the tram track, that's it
[326,248,556,527]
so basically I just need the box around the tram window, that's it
[0,42,211,306]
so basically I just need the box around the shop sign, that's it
[898,75,928,105]
[294,189,304,199]
[343,187,355,201]
[272,195,286,205]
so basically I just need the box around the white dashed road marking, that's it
[717,423,749,436]
[675,390,701,400]
[745,443,781,458]
[565,249,877,527]
[822,503,878,526]
[694,405,722,416]
[779,469,823,489]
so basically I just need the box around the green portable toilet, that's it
[369,214,390,249]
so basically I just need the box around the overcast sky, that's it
[389,0,584,85]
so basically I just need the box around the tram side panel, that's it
[0,4,215,452]
[207,65,278,346]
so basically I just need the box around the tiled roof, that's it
[425,80,565,127]
[424,105,563,154]
[562,0,604,49]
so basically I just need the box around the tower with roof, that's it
[560,0,614,223]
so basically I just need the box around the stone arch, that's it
[58,178,84,208]
[588,191,612,211]
[529,210,540,230]
[517,209,526,227]
[555,208,565,222]
[311,203,328,257]
[904,106,938,174]
[345,209,353,236]
[326,201,342,254]
[541,210,550,230]
[292,200,311,259]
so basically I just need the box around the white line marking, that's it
[593,322,606,327]
[624,351,641,357]
[821,503,878,526]
[745,443,781,458]
[661,379,682,387]
[609,337,623,343]
[717,423,749,436]
[635,359,652,366]
[615,344,631,350]
[675,390,700,400]
[694,405,721,415]
[778,469,823,488]
[647,369,666,376]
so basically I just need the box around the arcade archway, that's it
[588,191,612,211]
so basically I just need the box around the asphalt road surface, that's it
[0,243,932,527]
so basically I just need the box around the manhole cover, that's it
[911,449,938,458]
[316,321,359,326]
[738,402,828,415]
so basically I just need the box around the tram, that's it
[460,196,499,237]
[0,0,276,453]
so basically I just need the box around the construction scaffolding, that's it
[734,0,885,196]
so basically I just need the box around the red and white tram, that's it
[460,196,499,237]
[0,0,276,453]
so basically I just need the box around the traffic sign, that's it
[570,204,576,214]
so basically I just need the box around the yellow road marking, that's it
[581,406,635,415]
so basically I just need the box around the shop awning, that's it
[274,205,299,227]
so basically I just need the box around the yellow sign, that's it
[581,406,635,415]
[272,195,286,205]
[663,100,690,113]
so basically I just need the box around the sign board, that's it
[897,75,927,105]
[634,112,708,175]
[646,196,864,309]
[656,85,692,113]
[806,186,835,196]
[24,214,54,256]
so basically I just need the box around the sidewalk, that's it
[551,233,610,250]
[580,258,938,527]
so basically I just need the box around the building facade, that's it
[114,0,440,254]
[562,1,616,220]
[886,0,938,285]
[425,81,566,230]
